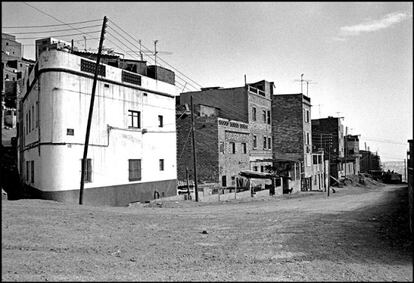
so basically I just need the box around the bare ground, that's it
[1,183,412,281]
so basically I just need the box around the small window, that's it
[67,128,74,136]
[159,159,164,171]
[219,142,225,153]
[253,166,258,172]
[129,159,141,181]
[31,160,34,183]
[81,159,92,183]
[263,136,267,149]
[313,155,318,164]
[158,115,163,127]
[230,142,236,154]
[268,137,271,149]
[26,161,30,182]
[253,135,257,148]
[307,132,310,145]
[28,110,31,133]
[36,102,39,128]
[242,143,247,154]
[104,83,110,88]
[31,106,34,130]
[128,110,141,128]
[306,110,310,123]
[262,110,266,123]
[260,166,264,172]
[252,107,256,121]
[267,111,271,124]
[222,175,227,187]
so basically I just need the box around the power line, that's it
[107,19,203,90]
[4,24,102,34]
[105,30,195,92]
[21,2,100,41]
[3,19,101,29]
[15,30,101,40]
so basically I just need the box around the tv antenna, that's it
[303,79,317,97]
[293,73,305,93]
[125,39,172,63]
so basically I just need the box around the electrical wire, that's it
[107,20,203,89]
[16,30,101,40]
[3,19,102,28]
[4,24,102,34]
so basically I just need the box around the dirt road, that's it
[2,184,412,281]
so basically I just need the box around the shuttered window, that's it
[129,159,141,181]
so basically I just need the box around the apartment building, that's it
[271,93,313,192]
[18,46,178,206]
[178,80,274,175]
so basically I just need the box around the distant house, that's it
[18,45,178,206]
[311,116,345,181]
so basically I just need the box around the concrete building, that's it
[271,93,313,192]
[345,134,361,175]
[311,150,327,191]
[178,80,274,175]
[18,46,178,206]
[176,104,250,190]
[311,116,345,180]
[360,149,381,173]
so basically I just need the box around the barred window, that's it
[81,159,92,183]
[122,70,141,85]
[80,59,106,76]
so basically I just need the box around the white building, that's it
[18,48,178,206]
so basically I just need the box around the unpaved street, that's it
[2,184,412,281]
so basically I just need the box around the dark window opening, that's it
[82,159,92,183]
[159,159,164,171]
[222,175,227,187]
[129,159,142,181]
[128,110,141,128]
[158,115,163,127]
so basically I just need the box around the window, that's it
[268,137,271,149]
[263,136,267,149]
[253,166,258,171]
[219,142,225,153]
[262,110,266,123]
[25,113,28,135]
[158,115,163,127]
[26,161,29,182]
[307,132,310,145]
[31,160,34,183]
[222,175,227,187]
[31,106,34,130]
[313,155,318,164]
[230,142,236,154]
[128,159,141,181]
[128,110,141,128]
[159,159,164,171]
[81,159,92,183]
[267,111,271,124]
[252,107,256,121]
[242,143,247,154]
[36,102,39,128]
[28,110,31,133]
[306,110,310,123]
[260,166,264,172]
[253,135,257,148]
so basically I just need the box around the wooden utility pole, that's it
[79,16,107,205]
[190,96,199,202]
[186,167,190,200]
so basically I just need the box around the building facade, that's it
[271,93,312,192]
[176,104,250,189]
[345,134,361,175]
[18,48,178,206]
[178,80,274,175]
[311,116,344,180]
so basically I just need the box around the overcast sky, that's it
[2,2,412,162]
